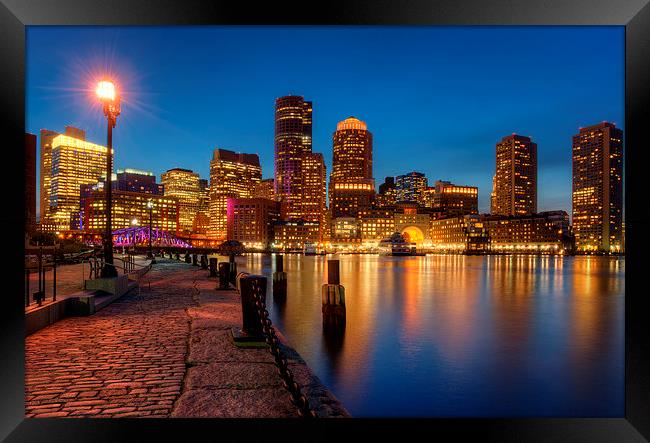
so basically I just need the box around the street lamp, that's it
[97,79,120,278]
[131,218,138,252]
[146,200,156,263]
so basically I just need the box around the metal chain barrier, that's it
[249,278,317,418]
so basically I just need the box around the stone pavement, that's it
[25,258,349,418]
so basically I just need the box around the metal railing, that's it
[83,254,154,294]
[24,246,57,308]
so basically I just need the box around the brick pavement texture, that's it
[25,258,349,418]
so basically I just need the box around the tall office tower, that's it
[432,180,479,216]
[329,117,374,218]
[490,134,537,216]
[572,122,623,252]
[39,126,87,223]
[254,178,277,201]
[274,95,312,219]
[208,148,261,240]
[193,179,210,235]
[49,131,110,231]
[395,171,428,205]
[25,133,37,235]
[302,152,327,240]
[161,168,201,235]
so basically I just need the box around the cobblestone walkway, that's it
[25,257,348,418]
[25,260,199,418]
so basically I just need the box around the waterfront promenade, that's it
[25,258,348,418]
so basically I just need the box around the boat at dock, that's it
[304,242,326,255]
[378,232,417,256]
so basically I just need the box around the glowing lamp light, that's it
[96,80,116,101]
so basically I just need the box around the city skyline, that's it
[26,26,624,217]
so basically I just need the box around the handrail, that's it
[113,257,151,269]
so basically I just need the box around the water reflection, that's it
[239,254,624,417]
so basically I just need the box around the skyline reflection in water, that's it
[236,254,624,417]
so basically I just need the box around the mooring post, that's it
[175,251,180,261]
[232,273,267,342]
[209,257,218,277]
[228,253,237,285]
[272,254,287,299]
[200,254,208,269]
[192,253,198,266]
[184,250,191,263]
[217,262,230,290]
[322,259,345,327]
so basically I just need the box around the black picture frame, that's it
[1,0,648,441]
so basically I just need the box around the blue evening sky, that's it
[26,26,624,216]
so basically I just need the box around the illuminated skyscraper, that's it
[572,122,623,252]
[491,134,537,216]
[39,126,84,223]
[395,171,428,205]
[48,131,111,231]
[302,152,327,239]
[329,117,374,219]
[208,148,261,240]
[274,95,312,219]
[161,168,201,235]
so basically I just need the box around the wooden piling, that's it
[273,254,287,299]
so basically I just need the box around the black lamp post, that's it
[147,200,156,263]
[97,80,120,278]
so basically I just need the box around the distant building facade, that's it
[431,180,478,216]
[78,187,179,234]
[429,214,490,253]
[395,171,428,205]
[302,152,327,240]
[254,178,277,201]
[375,176,397,208]
[227,197,281,249]
[26,133,37,235]
[161,168,201,235]
[208,148,261,240]
[192,178,210,236]
[483,210,573,253]
[273,219,319,251]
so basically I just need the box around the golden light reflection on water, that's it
[239,254,624,416]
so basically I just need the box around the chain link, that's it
[249,278,317,418]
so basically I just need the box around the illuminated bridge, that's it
[112,227,192,248]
